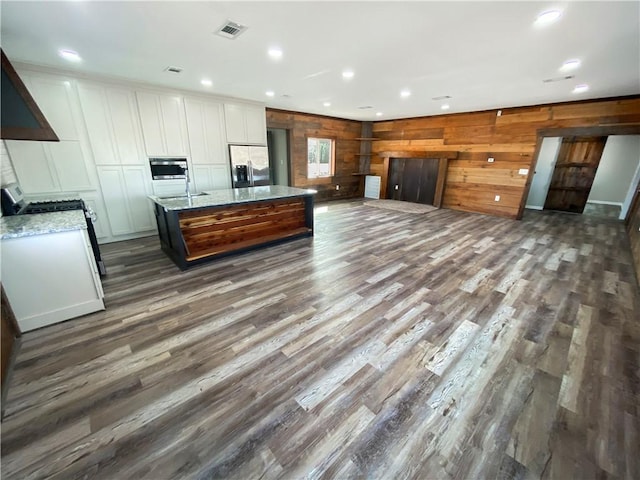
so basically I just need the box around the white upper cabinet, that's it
[26,75,79,141]
[6,71,96,194]
[184,97,227,165]
[136,91,189,157]
[224,102,267,145]
[5,142,59,193]
[78,83,145,165]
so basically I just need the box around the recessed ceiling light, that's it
[342,70,355,79]
[59,49,81,62]
[572,84,589,94]
[201,79,213,87]
[265,90,275,97]
[323,101,331,107]
[376,112,383,117]
[535,9,562,26]
[560,59,581,72]
[268,47,283,59]
[441,104,450,110]
[400,89,411,98]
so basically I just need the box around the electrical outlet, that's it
[335,184,340,190]
[497,110,502,117]
[494,195,501,202]
[395,185,399,190]
[488,157,495,163]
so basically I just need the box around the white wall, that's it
[526,137,561,209]
[588,135,640,206]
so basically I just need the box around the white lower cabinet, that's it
[97,165,155,236]
[1,229,105,332]
[192,164,231,191]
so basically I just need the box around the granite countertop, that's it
[0,210,87,240]
[149,185,317,211]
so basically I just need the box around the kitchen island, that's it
[149,185,316,269]
[0,211,105,332]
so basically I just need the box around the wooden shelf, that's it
[355,153,375,156]
[351,172,372,176]
[354,137,380,141]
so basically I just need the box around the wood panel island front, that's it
[149,186,316,269]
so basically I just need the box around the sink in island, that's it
[149,185,316,270]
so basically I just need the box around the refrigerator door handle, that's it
[248,159,254,186]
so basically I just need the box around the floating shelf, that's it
[354,137,380,141]
[351,172,372,176]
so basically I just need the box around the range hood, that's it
[1,49,59,142]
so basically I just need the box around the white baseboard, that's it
[586,200,623,207]
[525,205,544,210]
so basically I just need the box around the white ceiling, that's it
[1,1,639,121]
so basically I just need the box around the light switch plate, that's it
[488,157,495,163]
[494,195,501,202]
[518,168,529,175]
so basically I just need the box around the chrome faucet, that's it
[183,166,191,199]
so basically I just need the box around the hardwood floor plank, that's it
[1,200,638,479]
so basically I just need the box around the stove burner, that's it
[22,200,84,214]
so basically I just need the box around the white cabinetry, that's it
[224,102,267,145]
[1,229,105,332]
[78,83,145,165]
[97,165,155,236]
[192,165,231,191]
[184,97,226,164]
[184,97,230,191]
[5,72,96,194]
[136,91,189,156]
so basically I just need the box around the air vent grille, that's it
[164,66,183,74]
[358,106,373,110]
[432,95,452,101]
[216,20,248,39]
[542,75,575,83]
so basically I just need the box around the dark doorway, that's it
[267,128,290,186]
[544,136,607,213]
[387,158,439,205]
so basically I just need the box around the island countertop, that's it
[0,210,87,240]
[148,185,317,211]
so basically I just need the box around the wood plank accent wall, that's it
[266,109,362,201]
[370,97,640,218]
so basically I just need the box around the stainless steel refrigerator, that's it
[229,145,270,188]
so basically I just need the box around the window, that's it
[307,137,335,179]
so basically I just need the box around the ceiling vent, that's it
[543,75,575,83]
[164,66,183,74]
[432,95,452,101]
[216,20,248,39]
[358,106,373,110]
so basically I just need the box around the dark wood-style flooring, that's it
[2,200,639,479]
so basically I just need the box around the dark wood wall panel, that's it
[370,97,640,218]
[266,109,362,201]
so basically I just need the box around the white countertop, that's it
[0,210,87,240]
[149,185,317,211]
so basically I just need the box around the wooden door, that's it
[387,158,404,200]
[417,158,439,205]
[544,136,607,213]
[402,159,423,203]
[386,158,439,205]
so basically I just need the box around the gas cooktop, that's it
[22,199,85,215]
